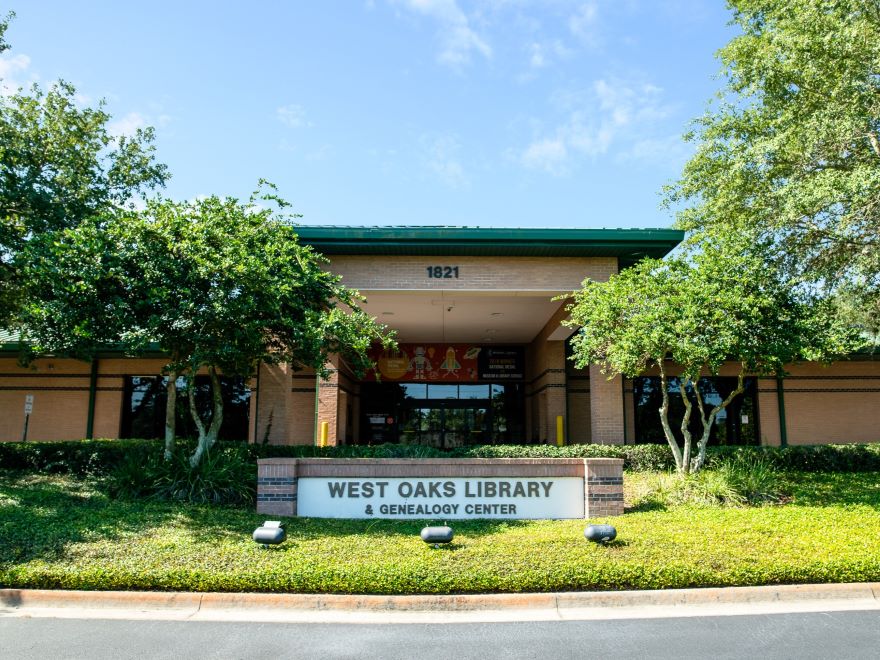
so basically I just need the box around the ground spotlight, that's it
[421,525,454,548]
[584,524,617,543]
[253,520,286,549]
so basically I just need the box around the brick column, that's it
[256,458,298,516]
[589,365,624,444]
[583,458,624,517]
[255,363,293,444]
[316,357,340,446]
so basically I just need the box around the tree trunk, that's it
[691,371,745,473]
[188,366,225,468]
[657,360,685,472]
[679,379,695,474]
[163,369,178,461]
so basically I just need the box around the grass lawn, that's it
[1,469,879,594]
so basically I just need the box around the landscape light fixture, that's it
[253,520,286,549]
[420,525,454,548]
[584,524,617,544]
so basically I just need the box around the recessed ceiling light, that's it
[481,337,493,342]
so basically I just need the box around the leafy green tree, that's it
[24,187,394,465]
[565,243,855,474]
[0,14,167,327]
[665,0,880,321]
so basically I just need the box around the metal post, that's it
[21,394,33,442]
[776,375,788,447]
[86,358,99,439]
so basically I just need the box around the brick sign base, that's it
[257,458,623,520]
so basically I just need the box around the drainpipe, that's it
[314,373,320,447]
[86,358,99,439]
[776,375,788,448]
[252,361,261,444]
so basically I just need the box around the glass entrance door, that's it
[399,402,488,448]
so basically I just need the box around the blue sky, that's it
[2,1,736,229]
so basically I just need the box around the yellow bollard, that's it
[556,416,564,447]
[319,421,329,447]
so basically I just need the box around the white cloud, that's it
[0,52,32,95]
[277,103,312,128]
[617,134,691,169]
[568,2,599,45]
[520,138,568,175]
[395,0,491,68]
[108,110,171,137]
[108,112,147,137]
[516,77,677,174]
[527,39,570,70]
[422,133,469,188]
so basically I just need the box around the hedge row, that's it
[2,438,880,475]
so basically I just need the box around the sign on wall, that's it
[296,476,584,519]
[367,344,524,382]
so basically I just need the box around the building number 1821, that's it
[426,266,459,279]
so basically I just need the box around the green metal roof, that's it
[295,226,683,264]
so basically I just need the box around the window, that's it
[121,375,251,441]
[633,376,758,446]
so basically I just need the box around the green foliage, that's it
[1,471,879,594]
[106,447,255,506]
[0,11,11,53]
[665,0,880,327]
[567,244,853,382]
[0,439,159,476]
[4,440,880,481]
[0,16,167,327]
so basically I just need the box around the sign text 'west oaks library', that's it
[296,477,584,519]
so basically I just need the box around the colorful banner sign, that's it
[367,344,524,382]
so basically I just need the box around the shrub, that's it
[717,454,785,504]
[631,455,785,508]
[2,439,879,479]
[0,439,159,476]
[106,446,255,506]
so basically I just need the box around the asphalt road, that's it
[2,610,879,660]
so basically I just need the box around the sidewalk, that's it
[2,583,879,624]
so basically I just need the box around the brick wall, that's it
[775,361,880,445]
[0,356,169,442]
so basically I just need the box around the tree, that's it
[565,242,855,474]
[23,187,395,465]
[665,0,880,321]
[0,14,167,327]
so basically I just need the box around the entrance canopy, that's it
[297,225,684,344]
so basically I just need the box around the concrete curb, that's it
[2,582,879,615]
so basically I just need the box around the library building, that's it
[1,226,878,447]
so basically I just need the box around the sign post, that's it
[21,394,33,442]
